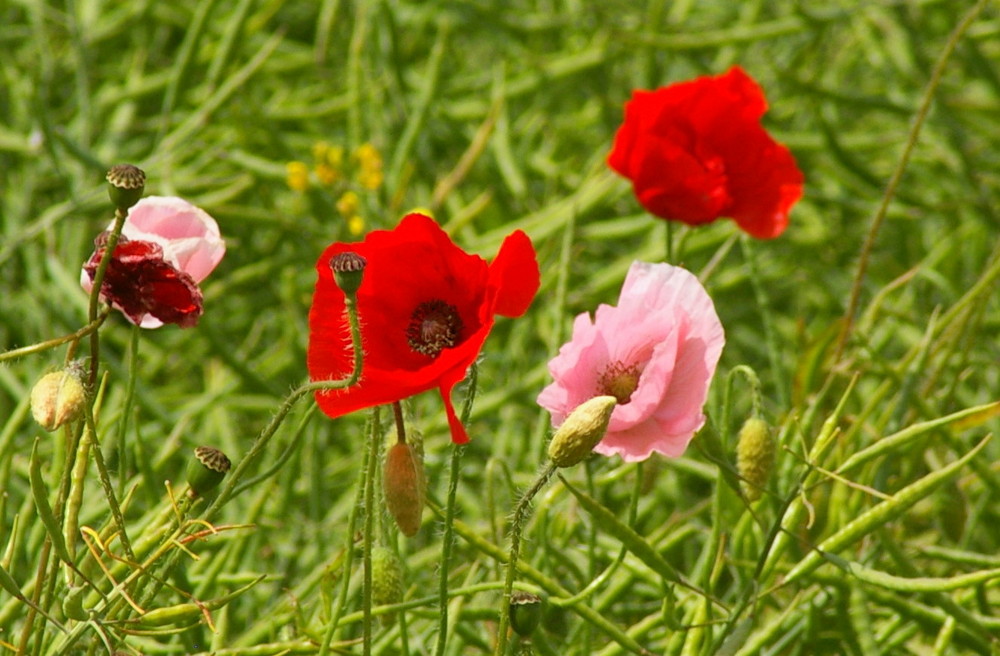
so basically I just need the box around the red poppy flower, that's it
[82,236,204,328]
[308,213,540,444]
[608,66,804,239]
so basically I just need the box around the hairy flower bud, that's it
[185,446,231,498]
[30,369,87,431]
[547,396,617,467]
[384,442,425,536]
[371,546,404,612]
[736,417,774,501]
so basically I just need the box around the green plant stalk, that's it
[203,294,364,522]
[83,405,135,562]
[741,236,787,410]
[0,308,108,364]
[495,462,556,656]
[781,435,990,587]
[86,207,127,387]
[435,363,477,656]
[117,324,141,495]
[362,407,378,655]
[836,0,992,358]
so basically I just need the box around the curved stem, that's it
[495,463,557,656]
[835,0,990,359]
[0,308,109,364]
[203,293,364,522]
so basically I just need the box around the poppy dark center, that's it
[407,300,463,358]
[597,361,641,405]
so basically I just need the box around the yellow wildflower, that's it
[347,214,365,235]
[337,191,360,217]
[354,143,384,190]
[286,161,309,192]
[315,163,339,186]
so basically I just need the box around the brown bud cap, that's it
[185,446,231,498]
[30,369,87,431]
[383,442,425,536]
[547,396,617,468]
[330,251,366,296]
[736,417,774,502]
[509,590,543,637]
[371,546,404,609]
[106,164,146,212]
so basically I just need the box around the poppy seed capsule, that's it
[330,251,366,296]
[547,395,617,468]
[384,442,425,536]
[30,369,87,431]
[736,417,774,501]
[106,164,146,212]
[509,590,543,637]
[185,446,231,498]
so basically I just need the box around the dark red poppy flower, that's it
[308,213,540,444]
[608,66,804,239]
[82,236,204,328]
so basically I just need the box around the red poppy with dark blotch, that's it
[308,213,540,444]
[608,66,804,239]
[83,236,204,328]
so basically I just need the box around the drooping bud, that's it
[185,446,231,498]
[371,546,404,623]
[736,417,774,502]
[330,251,366,297]
[30,369,87,431]
[106,164,146,212]
[547,396,617,468]
[509,590,543,637]
[383,442,425,537]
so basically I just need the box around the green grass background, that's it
[2,0,1000,654]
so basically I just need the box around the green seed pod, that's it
[509,590,543,637]
[547,396,617,468]
[736,417,774,502]
[62,585,89,621]
[384,442,425,537]
[371,546,404,624]
[330,251,366,297]
[106,164,145,212]
[30,369,87,431]
[185,446,231,498]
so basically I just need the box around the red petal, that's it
[489,229,539,318]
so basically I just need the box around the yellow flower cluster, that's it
[285,141,384,236]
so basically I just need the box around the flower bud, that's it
[30,369,87,431]
[371,546,404,613]
[185,446,231,498]
[547,396,617,468]
[383,442,425,537]
[330,251,366,297]
[509,590,543,637]
[106,164,146,212]
[736,417,774,501]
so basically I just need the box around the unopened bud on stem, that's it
[547,395,617,468]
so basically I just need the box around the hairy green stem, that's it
[495,462,557,656]
[87,207,127,387]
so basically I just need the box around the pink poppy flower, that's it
[537,261,724,462]
[80,196,226,328]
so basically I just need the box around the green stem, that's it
[118,324,141,495]
[495,463,557,656]
[362,407,378,655]
[835,0,991,358]
[87,207,128,387]
[741,237,787,410]
[203,293,364,522]
[435,363,476,656]
[0,308,108,364]
[84,405,136,562]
